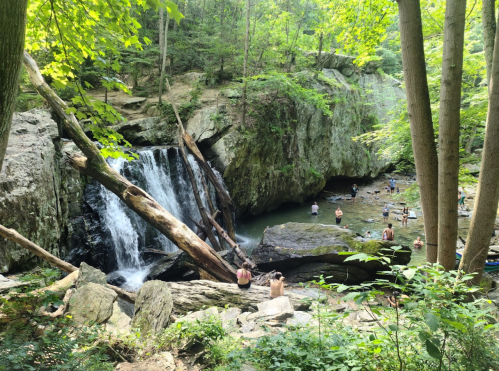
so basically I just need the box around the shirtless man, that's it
[382,223,395,241]
[311,202,319,216]
[335,207,343,226]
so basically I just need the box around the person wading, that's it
[389,178,396,194]
[237,262,252,289]
[382,223,395,241]
[335,207,343,225]
[311,202,319,216]
[402,207,409,227]
[382,204,390,221]
[269,272,285,299]
[413,236,424,249]
[351,184,359,202]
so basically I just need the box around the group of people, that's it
[236,263,285,299]
[381,204,409,226]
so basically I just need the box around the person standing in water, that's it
[311,202,319,216]
[382,223,395,241]
[458,189,466,210]
[335,207,343,225]
[269,272,285,299]
[389,178,396,194]
[382,204,390,221]
[402,207,409,227]
[237,262,252,289]
[351,184,359,202]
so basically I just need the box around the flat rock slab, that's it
[286,311,313,326]
[252,222,411,273]
[121,97,146,108]
[165,280,310,314]
[283,262,371,285]
[0,275,30,293]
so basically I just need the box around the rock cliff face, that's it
[0,110,85,273]
[185,58,404,217]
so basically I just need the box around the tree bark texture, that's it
[159,13,170,104]
[23,52,237,284]
[0,1,28,174]
[437,0,467,271]
[482,0,496,87]
[159,5,165,57]
[459,17,499,285]
[0,224,136,303]
[241,0,250,127]
[396,0,439,263]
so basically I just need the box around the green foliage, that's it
[15,93,45,112]
[158,83,202,124]
[18,268,62,289]
[0,288,113,371]
[307,167,322,180]
[279,164,295,175]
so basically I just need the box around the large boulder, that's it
[252,223,411,274]
[165,280,311,314]
[283,262,371,284]
[76,262,107,288]
[105,300,133,336]
[68,282,118,324]
[0,110,85,273]
[113,117,176,145]
[147,250,198,281]
[205,68,404,217]
[132,280,173,334]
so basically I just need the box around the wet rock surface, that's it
[283,262,371,284]
[252,223,411,274]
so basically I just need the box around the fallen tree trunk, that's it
[0,224,137,303]
[0,224,77,273]
[206,213,257,270]
[23,51,236,284]
[182,132,237,241]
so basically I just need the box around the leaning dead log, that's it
[182,132,237,241]
[0,224,77,273]
[23,51,236,284]
[206,213,257,270]
[177,127,222,251]
[0,224,137,303]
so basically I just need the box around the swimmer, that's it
[413,237,423,249]
[311,202,319,216]
[335,207,343,225]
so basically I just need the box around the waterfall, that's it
[96,147,218,290]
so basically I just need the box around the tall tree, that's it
[396,0,439,263]
[482,0,496,86]
[459,8,499,285]
[241,0,250,126]
[0,1,28,173]
[437,0,467,271]
[159,12,170,104]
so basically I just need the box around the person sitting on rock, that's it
[270,272,285,299]
[237,262,252,289]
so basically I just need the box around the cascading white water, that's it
[98,147,218,291]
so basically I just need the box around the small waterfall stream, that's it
[96,147,217,290]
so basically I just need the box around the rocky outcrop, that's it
[188,67,404,216]
[68,282,118,324]
[0,110,85,273]
[283,262,371,285]
[164,280,311,314]
[112,117,176,146]
[76,262,107,288]
[132,280,174,334]
[252,223,411,275]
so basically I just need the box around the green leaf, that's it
[425,339,442,359]
[424,312,439,332]
[402,268,417,280]
[388,324,399,332]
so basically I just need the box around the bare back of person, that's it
[270,279,284,298]
[383,228,394,241]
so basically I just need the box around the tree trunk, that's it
[459,16,499,285]
[182,132,237,241]
[0,224,136,303]
[464,125,478,154]
[396,0,439,263]
[23,51,237,284]
[177,129,222,251]
[482,0,496,87]
[437,0,467,271]
[159,13,170,104]
[0,1,28,173]
[315,31,324,78]
[241,0,250,127]
[206,214,257,269]
[159,4,164,58]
